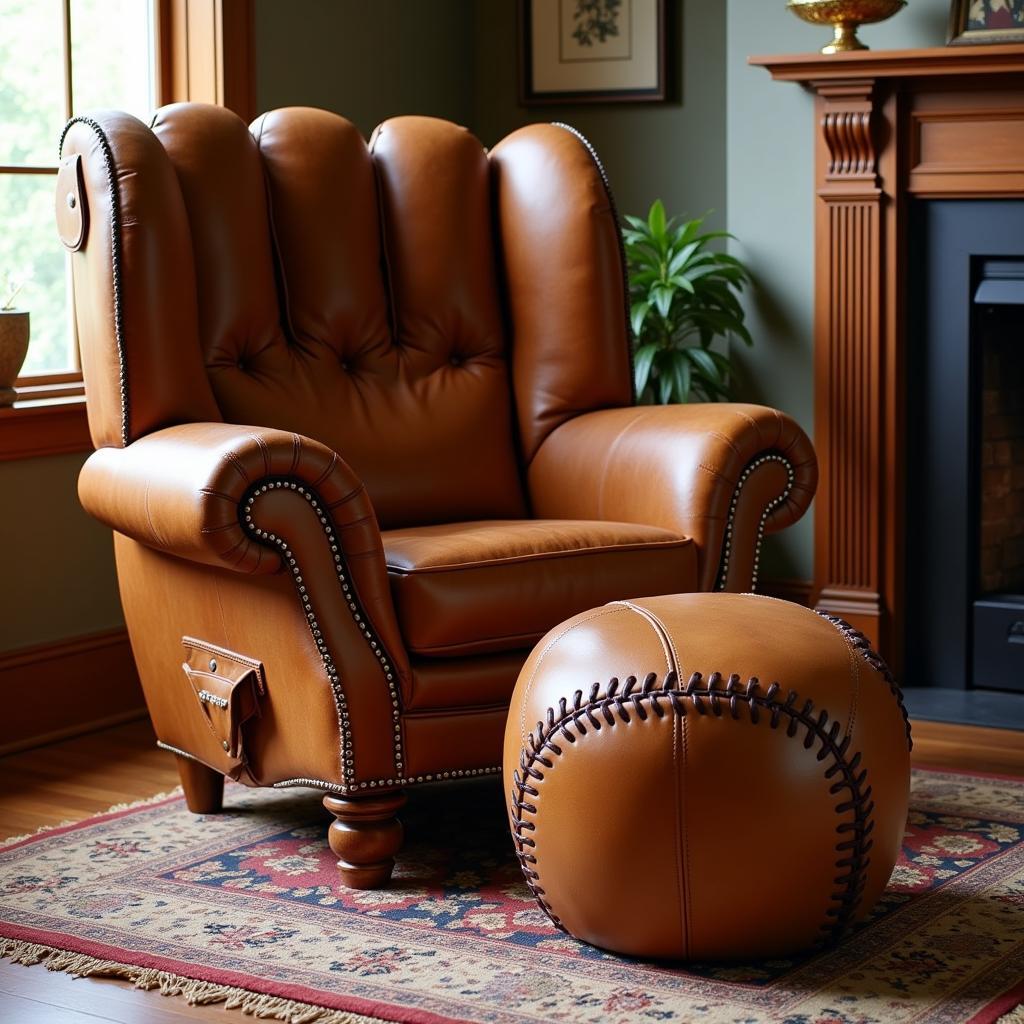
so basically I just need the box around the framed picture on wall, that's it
[948,0,1024,44]
[518,0,667,104]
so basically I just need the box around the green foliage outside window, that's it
[0,0,152,375]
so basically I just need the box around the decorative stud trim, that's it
[240,477,404,790]
[816,612,913,750]
[510,670,876,945]
[551,122,636,400]
[715,452,796,592]
[271,764,502,794]
[58,116,129,447]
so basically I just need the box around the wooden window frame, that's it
[1,0,254,462]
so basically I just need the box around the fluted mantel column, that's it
[811,76,887,647]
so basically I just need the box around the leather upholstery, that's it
[504,593,911,960]
[384,519,697,657]
[153,105,526,529]
[489,124,633,460]
[58,102,816,799]
[529,404,818,591]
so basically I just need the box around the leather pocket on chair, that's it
[181,637,266,779]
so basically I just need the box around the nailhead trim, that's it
[58,117,129,446]
[157,740,205,764]
[715,452,796,592]
[816,612,913,751]
[550,122,636,401]
[157,743,500,796]
[510,670,875,945]
[240,477,403,789]
[271,765,502,794]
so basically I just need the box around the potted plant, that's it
[623,201,752,404]
[0,272,30,407]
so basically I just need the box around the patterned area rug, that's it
[1,767,1022,1024]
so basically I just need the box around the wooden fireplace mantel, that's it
[749,45,1024,676]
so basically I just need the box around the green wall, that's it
[472,1,727,229]
[0,452,122,650]
[254,0,475,138]
[725,0,951,579]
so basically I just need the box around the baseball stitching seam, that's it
[509,670,877,946]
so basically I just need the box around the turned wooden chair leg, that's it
[175,755,224,813]
[323,790,407,889]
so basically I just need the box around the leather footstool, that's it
[503,593,912,961]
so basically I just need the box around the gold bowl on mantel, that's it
[787,0,907,54]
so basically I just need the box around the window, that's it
[0,0,156,381]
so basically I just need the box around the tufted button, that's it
[449,354,462,367]
[340,360,350,372]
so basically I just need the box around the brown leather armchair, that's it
[55,103,816,888]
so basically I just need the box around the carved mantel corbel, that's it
[815,79,878,187]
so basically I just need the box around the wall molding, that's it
[0,627,145,756]
[0,399,90,462]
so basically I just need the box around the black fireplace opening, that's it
[906,201,1024,717]
[974,272,1024,696]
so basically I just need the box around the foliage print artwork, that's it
[572,0,623,46]
[624,201,752,404]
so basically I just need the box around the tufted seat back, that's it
[59,104,633,528]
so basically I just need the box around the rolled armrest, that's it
[81,423,369,574]
[528,404,817,592]
[80,423,409,690]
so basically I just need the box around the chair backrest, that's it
[57,104,632,528]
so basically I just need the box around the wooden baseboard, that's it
[757,577,814,606]
[910,719,1024,777]
[0,628,145,756]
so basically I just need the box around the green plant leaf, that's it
[686,346,720,383]
[658,368,674,405]
[651,284,674,318]
[633,342,657,396]
[630,301,651,337]
[648,199,666,242]
[673,353,691,403]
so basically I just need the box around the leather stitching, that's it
[517,606,621,746]
[240,475,405,788]
[385,536,691,574]
[613,601,676,677]
[816,613,912,750]
[59,117,129,446]
[550,123,634,402]
[714,451,796,592]
[510,670,877,946]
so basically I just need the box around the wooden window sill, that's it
[0,394,91,461]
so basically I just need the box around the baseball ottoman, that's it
[503,592,912,961]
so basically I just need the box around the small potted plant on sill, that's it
[0,272,30,407]
[623,201,752,404]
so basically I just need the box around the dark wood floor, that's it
[1,717,1022,1022]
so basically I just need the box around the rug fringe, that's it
[1,937,384,1024]
[0,787,185,849]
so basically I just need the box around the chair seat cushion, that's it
[382,519,698,657]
